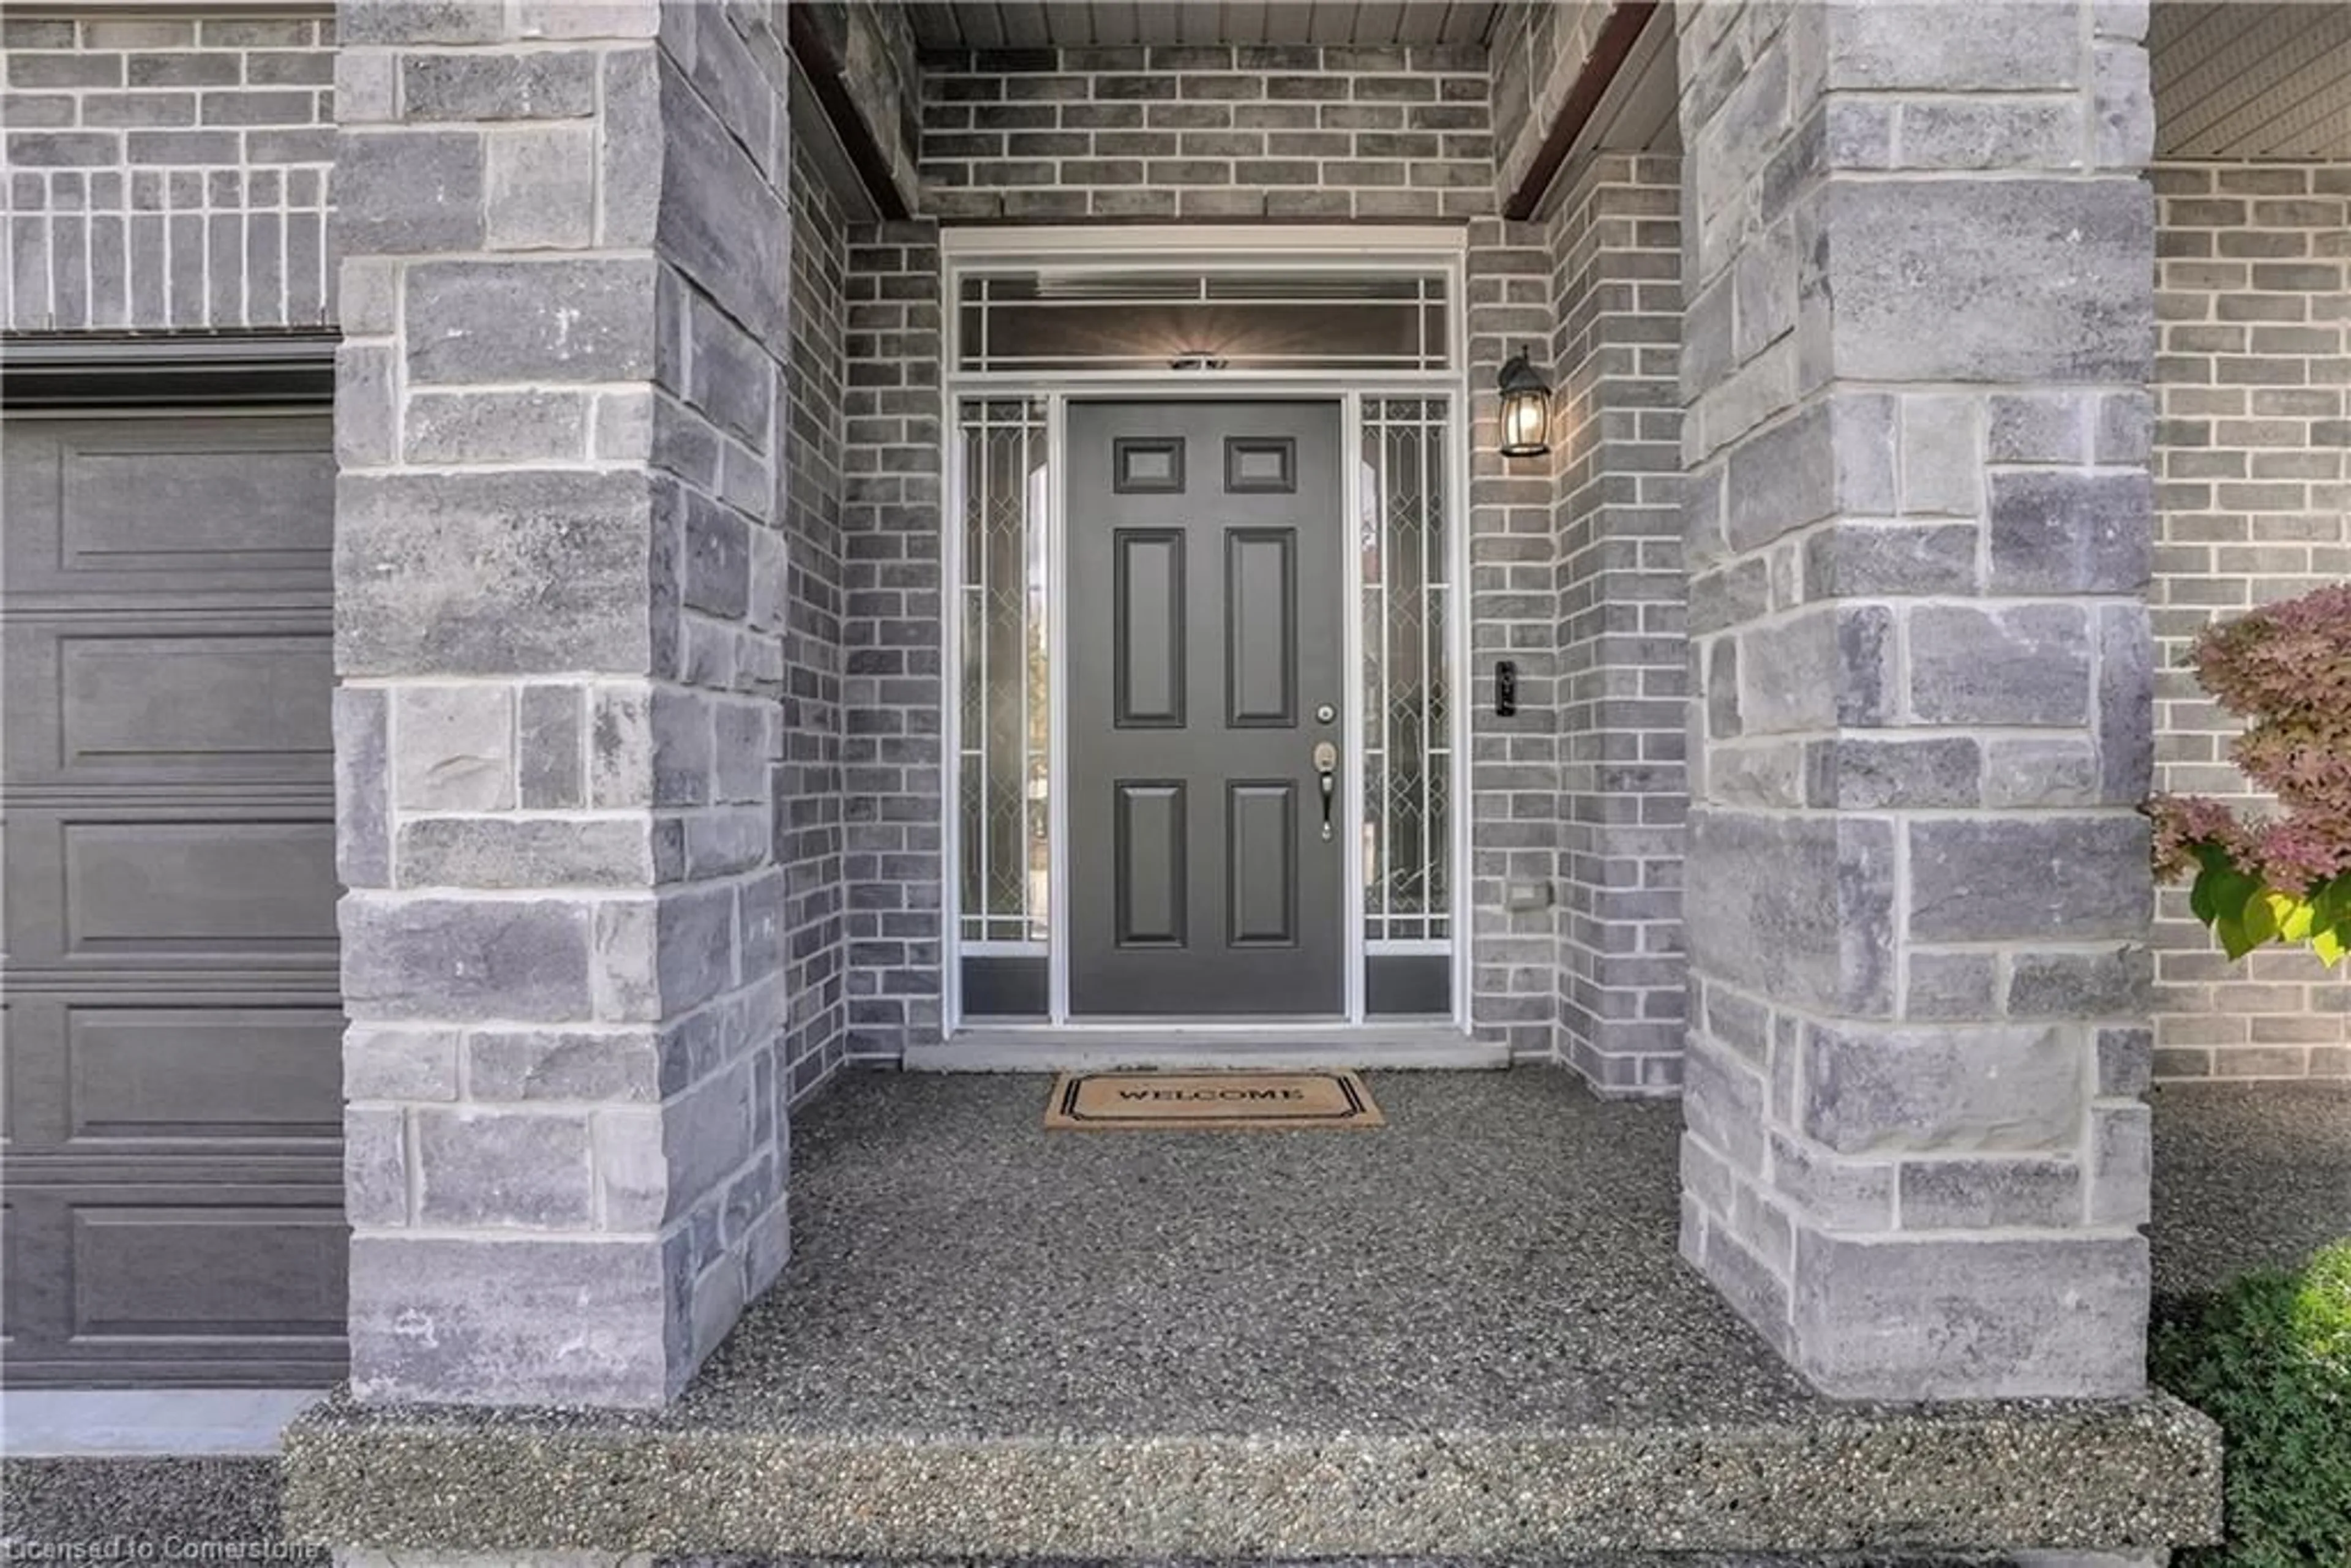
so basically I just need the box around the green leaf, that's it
[2218,912,2259,960]
[2192,862,2263,927]
[2314,926,2348,967]
[2241,892,2281,949]
[2269,893,2317,943]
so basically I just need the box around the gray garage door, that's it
[1,410,347,1387]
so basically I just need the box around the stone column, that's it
[331,0,795,1406]
[1674,0,2159,1398]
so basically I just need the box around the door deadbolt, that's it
[1314,702,1337,724]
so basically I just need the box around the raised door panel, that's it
[4,809,337,971]
[1112,529,1185,728]
[3,997,342,1153]
[3,617,334,789]
[1113,782,1187,948]
[1224,527,1296,727]
[1228,782,1299,947]
[1,417,334,602]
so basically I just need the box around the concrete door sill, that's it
[907,1023,1507,1071]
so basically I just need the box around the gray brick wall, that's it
[1547,152,1687,1095]
[2,10,335,330]
[839,219,946,1060]
[1465,216,1557,1057]
[331,0,797,1408]
[2150,159,2351,1082]
[1674,0,2159,1398]
[918,45,1494,223]
[781,134,852,1105]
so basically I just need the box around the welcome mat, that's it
[1044,1070,1384,1130]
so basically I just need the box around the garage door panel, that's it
[2,408,345,1389]
[1,416,334,601]
[3,617,334,789]
[2,999,341,1149]
[4,806,339,971]
[4,996,342,1152]
[74,1202,348,1340]
[0,1181,348,1386]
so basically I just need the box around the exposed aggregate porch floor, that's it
[275,1070,2221,1560]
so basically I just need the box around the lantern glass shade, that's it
[1496,348,1552,458]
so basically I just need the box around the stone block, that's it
[332,128,482,256]
[681,487,752,619]
[337,471,654,677]
[1905,951,1998,1021]
[470,1028,664,1102]
[657,884,737,1013]
[1686,809,1895,1018]
[1909,817,2150,942]
[414,1106,595,1228]
[1820,178,2154,384]
[1737,604,1895,733]
[1682,1034,1768,1174]
[593,897,661,1024]
[405,257,658,384]
[343,1106,410,1228]
[519,685,586,809]
[341,895,594,1022]
[1908,603,2091,727]
[590,684,655,808]
[1899,1157,2083,1229]
[2007,946,2150,1019]
[333,341,395,468]
[1804,1022,2084,1155]
[654,62,789,345]
[487,124,596,250]
[2096,1026,2153,1097]
[1792,1232,2148,1397]
[1825,2,2083,91]
[1989,392,2088,463]
[1805,736,1979,811]
[1898,394,1983,515]
[347,1234,683,1406]
[1983,738,2102,808]
[1767,1128,1895,1233]
[1722,394,1894,553]
[1988,470,2152,593]
[392,685,514,811]
[405,389,588,465]
[345,1024,460,1101]
[1801,522,1977,596]
[403,49,596,121]
[335,0,506,47]
[2096,606,2154,806]
[334,686,391,887]
[666,1062,756,1218]
[397,816,656,890]
[651,687,713,806]
[2090,1104,2153,1228]
[1897,98,2080,172]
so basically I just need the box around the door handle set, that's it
[1312,740,1338,841]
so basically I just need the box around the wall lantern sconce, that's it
[1496,345,1553,459]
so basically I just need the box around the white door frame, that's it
[938,227,1472,1034]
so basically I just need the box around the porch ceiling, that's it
[906,1,1508,49]
[2152,1,2351,157]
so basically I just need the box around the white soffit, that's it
[2153,1,2351,159]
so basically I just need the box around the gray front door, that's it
[1068,401,1344,1016]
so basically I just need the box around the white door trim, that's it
[939,231,1471,1038]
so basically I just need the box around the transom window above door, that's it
[955,267,1453,374]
